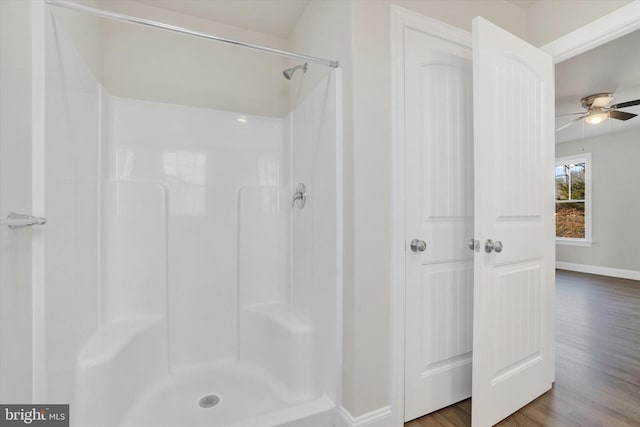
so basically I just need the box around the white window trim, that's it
[555,153,592,246]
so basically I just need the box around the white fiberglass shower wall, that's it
[32,3,342,427]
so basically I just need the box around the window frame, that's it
[555,153,592,246]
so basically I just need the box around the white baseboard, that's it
[556,261,640,281]
[337,406,392,427]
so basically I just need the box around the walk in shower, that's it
[32,1,342,426]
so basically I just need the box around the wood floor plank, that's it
[405,271,640,426]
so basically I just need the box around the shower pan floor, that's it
[119,361,333,427]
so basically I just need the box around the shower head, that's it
[283,62,308,80]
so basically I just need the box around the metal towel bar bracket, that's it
[1,213,47,229]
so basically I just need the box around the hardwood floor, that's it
[405,270,640,427]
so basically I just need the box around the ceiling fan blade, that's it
[555,112,585,117]
[609,99,640,109]
[555,115,588,132]
[609,110,638,121]
[592,95,613,108]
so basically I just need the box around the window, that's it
[555,154,592,246]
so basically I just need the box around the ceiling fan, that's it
[555,92,640,132]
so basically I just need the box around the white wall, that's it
[290,71,341,403]
[0,0,32,402]
[100,0,291,117]
[287,0,356,414]
[556,129,640,272]
[107,95,286,368]
[100,180,168,324]
[526,0,633,46]
[287,1,352,108]
[35,2,103,402]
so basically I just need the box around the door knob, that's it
[410,239,427,252]
[485,239,503,253]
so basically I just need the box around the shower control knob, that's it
[410,239,427,253]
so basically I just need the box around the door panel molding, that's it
[419,261,473,372]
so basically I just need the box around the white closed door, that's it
[471,17,555,427]
[404,27,475,421]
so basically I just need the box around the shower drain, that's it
[198,394,221,408]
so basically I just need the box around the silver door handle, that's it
[484,239,503,253]
[410,239,427,252]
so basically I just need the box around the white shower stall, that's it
[32,2,342,427]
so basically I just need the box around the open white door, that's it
[471,17,555,427]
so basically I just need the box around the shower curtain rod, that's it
[44,0,339,68]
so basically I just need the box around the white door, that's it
[404,27,475,421]
[471,17,555,427]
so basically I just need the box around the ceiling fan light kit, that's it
[584,108,608,124]
[580,92,613,109]
[555,92,640,132]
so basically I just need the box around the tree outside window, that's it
[555,154,592,243]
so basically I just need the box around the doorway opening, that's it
[390,3,640,427]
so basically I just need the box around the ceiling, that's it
[505,0,539,9]
[555,29,640,143]
[133,0,309,37]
